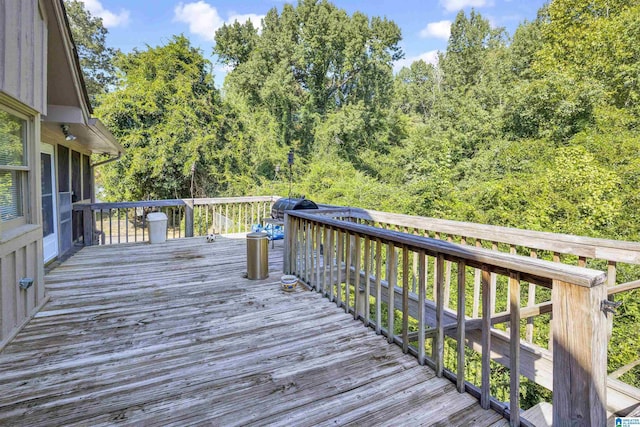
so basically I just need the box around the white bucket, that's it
[147,212,168,244]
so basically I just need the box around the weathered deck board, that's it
[0,237,506,426]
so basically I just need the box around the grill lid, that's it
[271,197,318,220]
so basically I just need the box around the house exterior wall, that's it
[0,0,48,349]
[0,0,48,114]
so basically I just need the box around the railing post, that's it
[82,205,93,246]
[552,278,608,426]
[185,199,194,238]
[283,213,292,274]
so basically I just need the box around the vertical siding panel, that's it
[0,1,6,87]
[2,0,20,96]
[26,242,36,314]
[21,0,34,105]
[38,0,47,113]
[2,1,20,95]
[2,252,16,340]
[35,239,45,304]
[16,0,23,99]
[0,256,4,340]
[14,246,26,327]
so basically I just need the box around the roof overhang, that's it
[40,0,124,157]
[42,106,123,155]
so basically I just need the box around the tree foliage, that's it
[64,0,118,104]
[96,36,248,201]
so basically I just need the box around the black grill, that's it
[271,197,318,220]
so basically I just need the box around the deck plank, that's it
[0,237,506,426]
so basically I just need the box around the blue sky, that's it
[80,0,547,86]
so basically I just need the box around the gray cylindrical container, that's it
[246,232,269,280]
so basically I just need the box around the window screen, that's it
[71,150,81,202]
[57,144,69,192]
[82,154,91,200]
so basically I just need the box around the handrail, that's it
[73,196,281,245]
[288,210,606,288]
[284,209,610,426]
[347,207,640,264]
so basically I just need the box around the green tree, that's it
[215,0,403,156]
[97,36,243,201]
[64,0,118,104]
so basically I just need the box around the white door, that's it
[41,144,58,263]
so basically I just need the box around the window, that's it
[0,107,28,226]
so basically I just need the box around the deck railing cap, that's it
[287,210,607,288]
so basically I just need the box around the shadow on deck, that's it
[0,237,508,426]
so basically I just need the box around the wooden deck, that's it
[0,236,508,426]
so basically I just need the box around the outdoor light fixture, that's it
[61,124,76,141]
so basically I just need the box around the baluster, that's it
[125,207,129,243]
[108,208,113,244]
[444,236,453,308]
[322,226,328,295]
[354,234,362,320]
[526,250,537,342]
[473,240,482,318]
[307,222,313,288]
[481,268,492,409]
[412,236,419,293]
[328,228,335,301]
[387,244,397,344]
[336,230,344,308]
[315,223,322,291]
[344,233,352,314]
[435,254,445,376]
[402,247,410,353]
[418,250,426,365]
[549,252,560,351]
[133,207,138,242]
[433,233,440,301]
[224,204,229,234]
[116,208,121,244]
[363,237,371,326]
[490,242,498,314]
[456,260,466,392]
[292,217,303,279]
[375,239,382,335]
[509,272,521,426]
[607,260,617,340]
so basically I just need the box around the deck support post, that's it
[82,205,93,246]
[552,279,608,426]
[185,199,194,238]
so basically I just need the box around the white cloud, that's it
[82,0,130,28]
[394,50,440,73]
[174,2,224,42]
[439,0,492,13]
[419,20,451,39]
[174,2,265,42]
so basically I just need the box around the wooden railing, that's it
[73,196,278,246]
[284,208,617,426]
